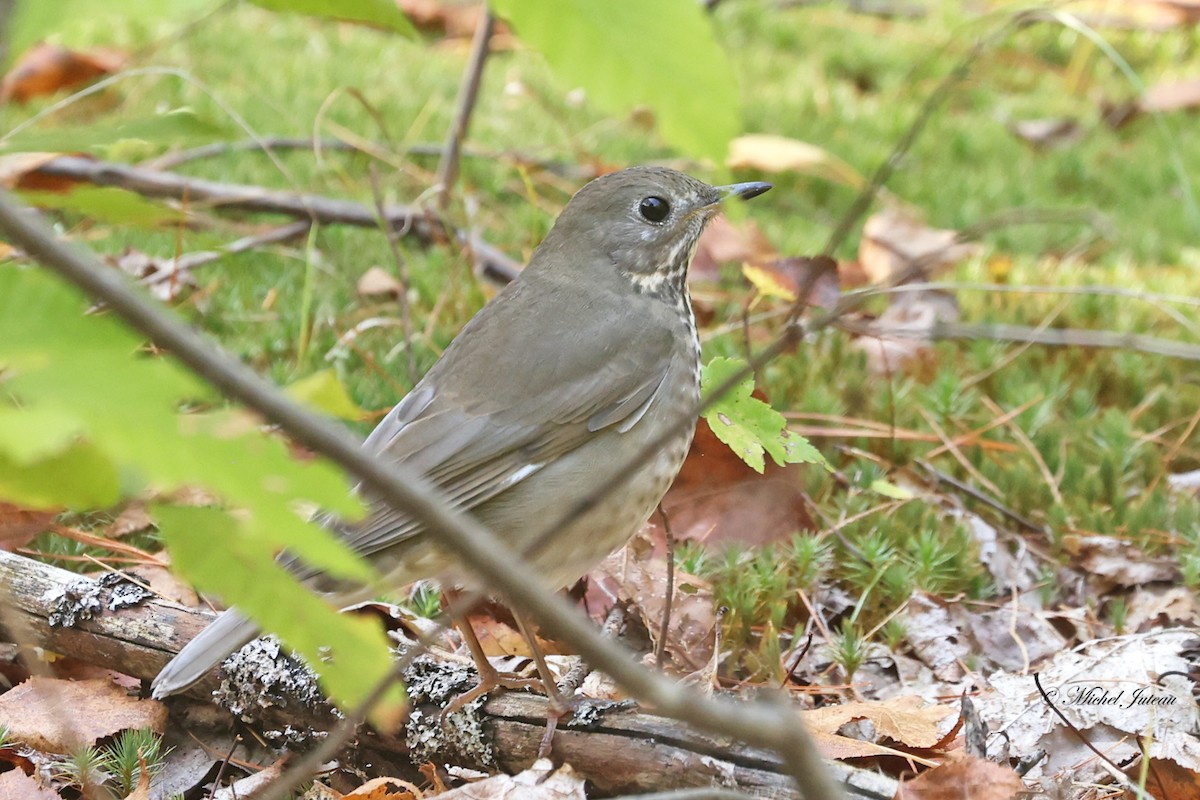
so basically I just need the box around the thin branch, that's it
[367,164,418,385]
[654,504,676,671]
[436,6,494,208]
[0,191,847,800]
[30,156,444,243]
[1032,672,1153,800]
[843,318,1200,362]
[142,220,311,289]
[30,154,526,286]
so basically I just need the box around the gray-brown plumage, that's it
[151,166,771,699]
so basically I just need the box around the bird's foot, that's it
[439,660,544,721]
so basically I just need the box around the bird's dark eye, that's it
[638,196,670,223]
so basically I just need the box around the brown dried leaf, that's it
[0,676,166,753]
[0,769,61,800]
[809,729,939,765]
[588,536,716,673]
[1136,758,1200,800]
[1009,117,1082,149]
[0,502,57,550]
[107,502,155,538]
[658,418,816,548]
[107,249,198,303]
[1062,533,1181,587]
[894,755,1023,800]
[341,776,422,799]
[0,153,73,191]
[396,0,508,41]
[467,610,565,658]
[690,215,777,281]
[727,133,866,189]
[854,290,959,374]
[859,208,978,284]
[356,266,404,299]
[804,696,956,748]
[1141,79,1200,112]
[743,256,841,309]
[0,43,126,104]
[902,594,970,682]
[122,763,152,800]
[1125,584,1200,630]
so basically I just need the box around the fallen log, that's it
[0,549,896,798]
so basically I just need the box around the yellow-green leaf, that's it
[287,370,368,421]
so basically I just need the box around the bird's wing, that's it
[341,280,679,558]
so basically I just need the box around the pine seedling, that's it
[102,728,167,797]
[829,620,868,685]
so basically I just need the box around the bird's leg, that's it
[512,610,574,759]
[441,593,543,719]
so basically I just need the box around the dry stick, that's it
[31,156,444,243]
[1031,673,1153,800]
[31,155,525,287]
[0,194,848,800]
[139,137,438,171]
[367,164,418,385]
[654,503,676,671]
[435,5,494,209]
[866,319,1200,362]
[916,460,1044,535]
[142,220,311,289]
[140,137,575,177]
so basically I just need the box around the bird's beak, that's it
[715,180,772,203]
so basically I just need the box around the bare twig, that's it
[916,460,1044,535]
[436,6,494,208]
[142,220,311,289]
[0,190,847,800]
[844,318,1200,362]
[30,156,444,242]
[139,136,577,177]
[367,164,418,385]
[655,504,676,671]
[1032,672,1153,800]
[30,154,529,287]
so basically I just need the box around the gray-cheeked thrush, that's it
[152,166,771,699]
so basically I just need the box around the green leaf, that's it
[701,356,826,473]
[155,504,405,720]
[248,0,416,37]
[19,187,185,227]
[0,406,87,463]
[287,370,368,421]
[2,110,224,154]
[870,479,914,500]
[489,0,740,161]
[0,439,120,508]
[0,267,370,583]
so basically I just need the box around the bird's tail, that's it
[151,609,259,699]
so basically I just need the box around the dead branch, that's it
[435,5,495,207]
[28,155,523,287]
[0,550,894,799]
[30,155,445,243]
[841,317,1200,362]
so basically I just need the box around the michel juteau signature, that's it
[1043,684,1180,710]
